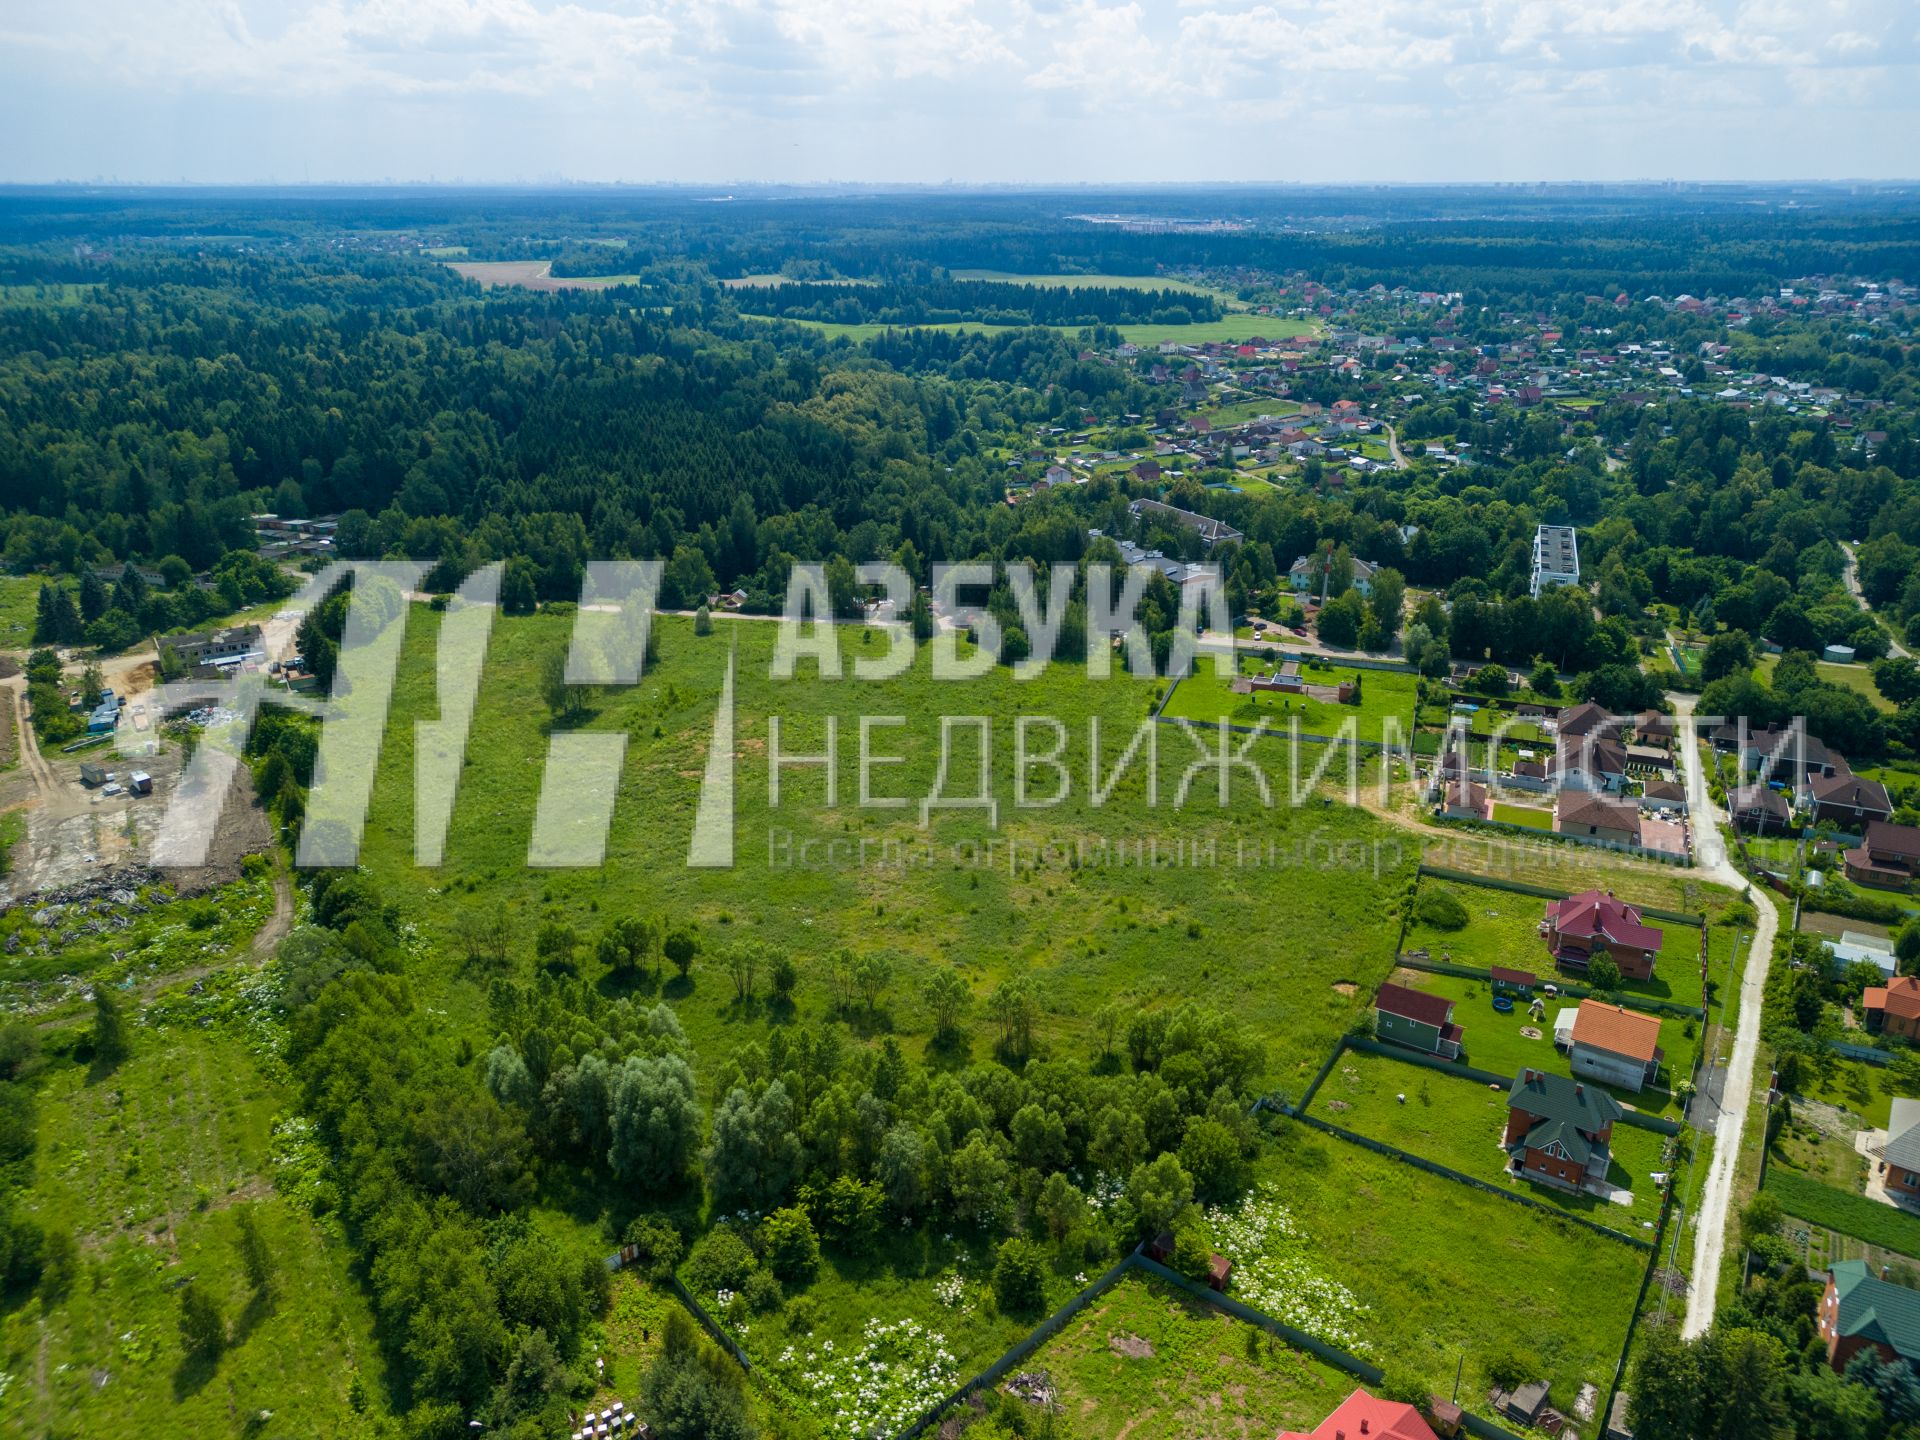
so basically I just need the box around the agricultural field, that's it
[447,260,649,290]
[1310,1048,1672,1227]
[1018,1270,1355,1440]
[1157,657,1418,743]
[1199,395,1302,427]
[1250,1122,1644,1407]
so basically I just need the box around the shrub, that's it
[761,1206,820,1282]
[991,1237,1047,1315]
[623,1213,685,1283]
[685,1227,757,1297]
[1413,886,1469,931]
[742,1268,785,1313]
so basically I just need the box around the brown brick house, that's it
[1504,1068,1624,1194]
[1845,821,1920,890]
[1543,889,1663,980]
[1863,975,1920,1040]
[1820,1260,1920,1373]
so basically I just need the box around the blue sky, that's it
[2,0,1916,184]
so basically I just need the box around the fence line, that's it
[1291,1102,1655,1250]
[894,1252,1139,1440]
[1416,863,1704,925]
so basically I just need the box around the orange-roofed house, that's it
[1276,1387,1441,1440]
[1569,1002,1665,1093]
[1864,976,1920,1041]
[1543,889,1663,980]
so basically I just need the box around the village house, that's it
[1277,1388,1441,1440]
[1819,1260,1920,1373]
[1632,710,1674,746]
[1552,791,1643,848]
[1567,1003,1664,1094]
[1845,820,1920,890]
[1803,773,1894,828]
[1504,1068,1624,1195]
[1542,889,1663,980]
[1638,779,1687,812]
[1373,982,1463,1059]
[1712,721,1849,786]
[1555,701,1614,739]
[1441,779,1489,820]
[1552,732,1629,791]
[1875,1099,1920,1205]
[1729,783,1792,834]
[1864,975,1920,1040]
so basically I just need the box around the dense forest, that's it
[724,278,1221,326]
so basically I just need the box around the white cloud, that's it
[0,0,1915,179]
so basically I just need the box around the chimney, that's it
[1575,1083,1584,1097]
[1361,1423,1371,1436]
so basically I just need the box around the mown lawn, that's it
[1492,802,1553,830]
[1400,877,1732,1016]
[1311,1048,1670,1227]
[1159,660,1418,744]
[1022,1271,1354,1440]
[1388,966,1701,1122]
[1256,1122,1644,1408]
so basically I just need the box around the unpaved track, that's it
[1670,691,1780,1337]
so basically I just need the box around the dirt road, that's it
[1839,541,1908,659]
[1670,690,1780,1338]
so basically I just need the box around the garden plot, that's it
[1311,1049,1670,1228]
[1254,1123,1643,1410]
[1021,1270,1353,1440]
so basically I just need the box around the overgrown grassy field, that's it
[1799,1054,1901,1128]
[351,610,1415,1091]
[0,1005,385,1437]
[0,574,42,649]
[1765,1170,1920,1260]
[1253,1122,1643,1407]
[1310,1048,1670,1226]
[1757,654,1894,712]
[1020,1271,1354,1439]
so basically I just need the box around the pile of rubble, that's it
[1002,1372,1058,1410]
[4,867,169,954]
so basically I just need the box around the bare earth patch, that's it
[1108,1332,1155,1359]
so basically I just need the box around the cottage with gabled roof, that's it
[1569,1002,1664,1094]
[1373,982,1463,1059]
[1543,889,1663,980]
[1553,790,1641,845]
[1505,1068,1624,1194]
[1864,975,1920,1041]
[1820,1260,1920,1373]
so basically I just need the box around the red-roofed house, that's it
[1276,1388,1441,1440]
[1865,975,1920,1042]
[1373,982,1463,1059]
[1543,890,1663,980]
[1569,1002,1665,1093]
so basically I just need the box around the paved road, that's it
[1839,541,1908,658]
[1670,690,1780,1338]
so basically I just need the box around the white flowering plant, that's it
[1202,1186,1371,1354]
